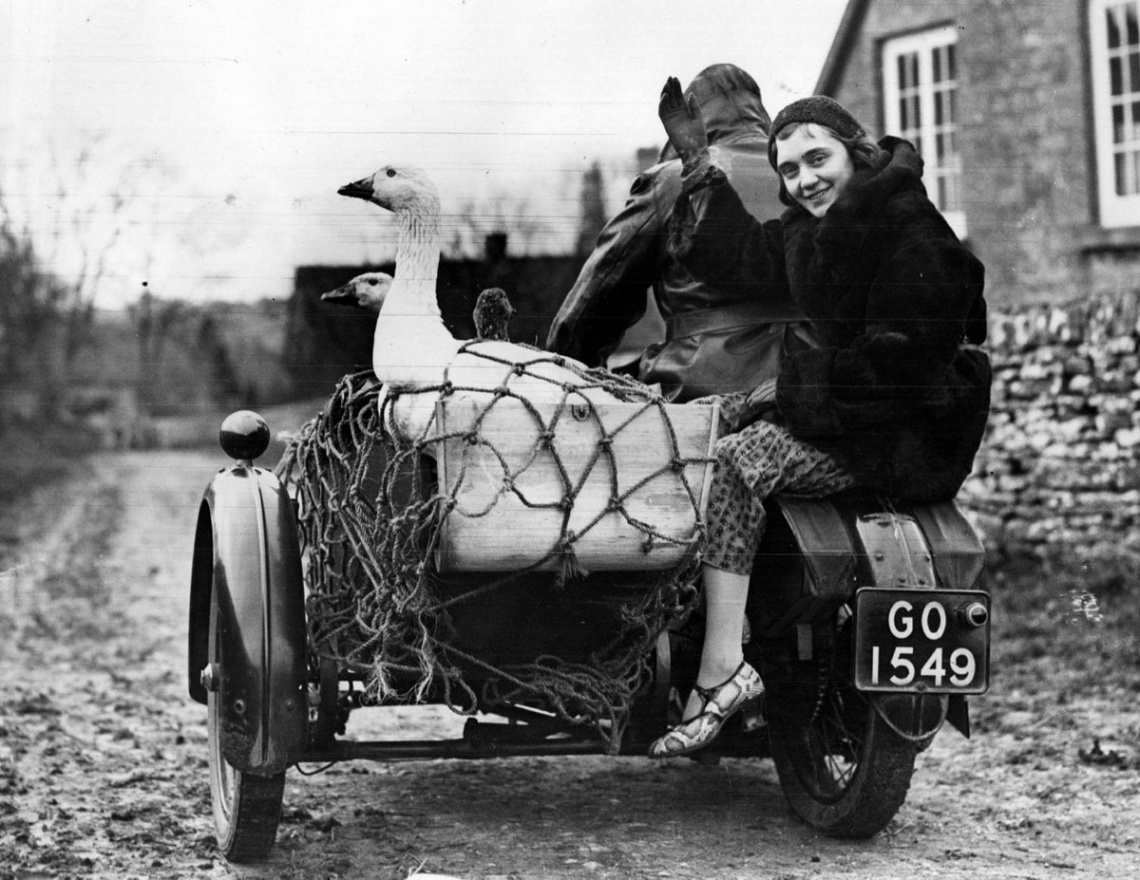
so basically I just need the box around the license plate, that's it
[854,588,990,695]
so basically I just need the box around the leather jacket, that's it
[546,72,808,402]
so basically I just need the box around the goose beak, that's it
[320,284,354,305]
[337,178,373,200]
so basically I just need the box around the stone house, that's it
[816,0,1140,308]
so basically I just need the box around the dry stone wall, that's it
[959,293,1140,561]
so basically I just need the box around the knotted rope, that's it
[276,345,709,752]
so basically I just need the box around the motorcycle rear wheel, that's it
[768,673,918,839]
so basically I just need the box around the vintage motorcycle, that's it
[187,387,989,862]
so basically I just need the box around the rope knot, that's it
[555,531,589,587]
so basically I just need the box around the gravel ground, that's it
[1,449,1138,879]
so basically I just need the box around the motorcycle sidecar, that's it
[188,404,990,861]
[187,401,724,861]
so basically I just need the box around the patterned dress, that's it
[699,391,858,575]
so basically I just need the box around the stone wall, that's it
[960,292,1140,560]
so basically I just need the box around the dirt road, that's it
[2,448,1139,879]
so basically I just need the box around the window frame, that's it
[881,25,967,239]
[1089,0,1140,228]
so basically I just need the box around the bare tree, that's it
[0,183,67,406]
[575,161,608,258]
[2,133,173,363]
[441,190,549,260]
[0,133,173,425]
[47,137,172,359]
[128,283,188,412]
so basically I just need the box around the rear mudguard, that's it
[755,494,985,741]
[188,464,307,774]
[860,501,984,741]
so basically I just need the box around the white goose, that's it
[320,271,514,345]
[321,271,393,312]
[337,164,624,439]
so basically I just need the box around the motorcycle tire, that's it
[767,672,918,839]
[206,585,285,861]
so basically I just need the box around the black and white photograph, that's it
[1,1,1138,877]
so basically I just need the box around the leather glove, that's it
[658,77,708,171]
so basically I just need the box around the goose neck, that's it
[390,209,441,315]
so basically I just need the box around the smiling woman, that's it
[774,127,856,217]
[768,95,888,216]
[649,82,993,759]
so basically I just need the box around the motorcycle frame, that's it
[188,469,987,772]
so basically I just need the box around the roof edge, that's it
[814,0,871,96]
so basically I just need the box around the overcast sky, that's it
[0,0,849,307]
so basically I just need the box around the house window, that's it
[882,27,966,238]
[1090,0,1140,227]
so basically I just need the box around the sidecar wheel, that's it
[207,589,285,862]
[768,676,918,839]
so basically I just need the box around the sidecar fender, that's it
[188,465,307,775]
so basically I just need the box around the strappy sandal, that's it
[648,661,765,758]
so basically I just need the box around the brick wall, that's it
[960,292,1140,560]
[825,0,1104,309]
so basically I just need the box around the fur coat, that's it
[669,137,992,501]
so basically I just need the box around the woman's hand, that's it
[658,76,708,167]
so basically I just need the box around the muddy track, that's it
[1,450,1138,879]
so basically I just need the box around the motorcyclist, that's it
[547,63,811,404]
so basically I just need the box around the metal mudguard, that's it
[188,464,307,774]
[855,498,985,741]
[758,493,986,741]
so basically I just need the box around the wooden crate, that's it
[433,393,718,573]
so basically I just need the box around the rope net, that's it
[276,343,710,752]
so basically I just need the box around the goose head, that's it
[338,164,440,216]
[320,271,392,313]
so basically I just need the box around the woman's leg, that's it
[681,566,750,721]
[649,431,768,756]
[699,421,860,685]
[675,427,769,724]
[651,421,858,756]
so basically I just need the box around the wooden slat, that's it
[433,393,717,573]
